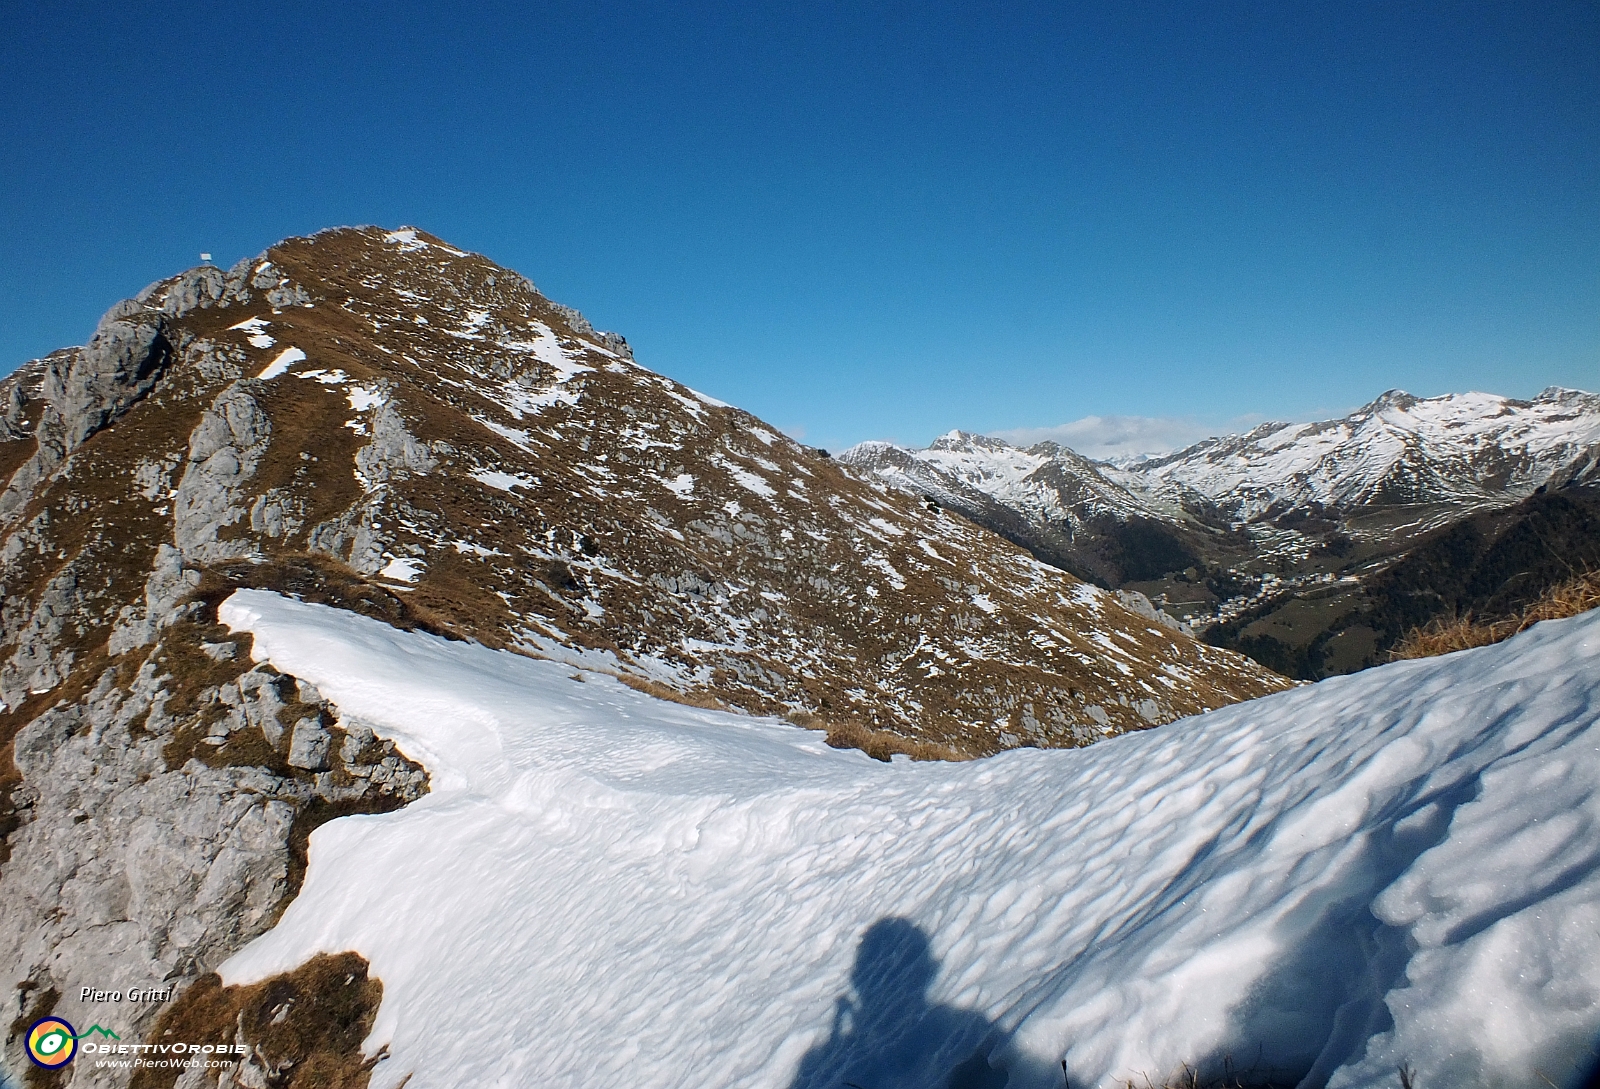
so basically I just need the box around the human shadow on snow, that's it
[788,917,1056,1089]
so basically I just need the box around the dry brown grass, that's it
[1391,569,1600,661]
[787,710,973,762]
[612,671,732,711]
[132,953,381,1089]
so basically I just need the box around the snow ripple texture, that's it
[217,589,1600,1089]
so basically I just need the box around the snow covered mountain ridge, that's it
[846,386,1600,538]
[1116,386,1600,519]
[0,226,1285,756]
[841,389,1600,677]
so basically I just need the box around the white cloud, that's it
[988,414,1270,461]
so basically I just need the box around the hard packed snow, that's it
[376,557,423,583]
[229,316,276,349]
[470,468,539,493]
[217,590,1600,1089]
[255,346,306,380]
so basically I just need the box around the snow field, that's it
[217,590,1600,1089]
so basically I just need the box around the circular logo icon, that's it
[27,1016,78,1068]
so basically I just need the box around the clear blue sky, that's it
[3,2,1596,453]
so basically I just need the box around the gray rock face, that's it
[0,257,440,1086]
[159,266,227,317]
[51,320,170,454]
[0,627,427,1087]
[1114,589,1193,636]
[354,399,437,486]
[304,393,437,575]
[108,544,202,657]
[598,331,632,360]
[0,667,289,1088]
[0,562,87,710]
[307,499,390,576]
[0,317,172,522]
[287,717,331,770]
[173,384,273,565]
[0,363,39,442]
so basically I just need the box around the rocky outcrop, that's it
[1115,589,1192,636]
[353,398,437,487]
[172,385,273,566]
[108,545,203,658]
[0,248,430,1087]
[0,319,172,523]
[0,561,89,711]
[0,618,426,1086]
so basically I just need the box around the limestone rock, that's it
[354,399,437,487]
[0,562,86,708]
[0,316,172,522]
[108,544,202,657]
[173,383,272,564]
[287,718,331,771]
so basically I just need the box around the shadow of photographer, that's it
[789,916,1043,1089]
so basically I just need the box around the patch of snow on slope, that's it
[727,464,776,499]
[217,590,1600,1089]
[256,347,306,380]
[499,379,581,416]
[471,469,538,493]
[383,228,428,251]
[863,553,907,591]
[347,385,386,411]
[473,416,535,451]
[664,473,696,498]
[229,316,275,349]
[503,322,593,375]
[377,557,422,583]
[383,227,467,256]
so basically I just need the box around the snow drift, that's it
[217,589,1600,1089]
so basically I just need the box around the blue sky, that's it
[2,2,1596,454]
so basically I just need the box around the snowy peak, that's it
[927,428,1012,454]
[840,431,1200,591]
[854,386,1600,541]
[1129,386,1600,519]
[844,387,1600,672]
[843,431,1150,525]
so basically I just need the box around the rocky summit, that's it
[0,226,1286,754]
[0,226,1292,1082]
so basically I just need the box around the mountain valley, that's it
[843,390,1600,678]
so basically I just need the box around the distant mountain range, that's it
[842,387,1600,678]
